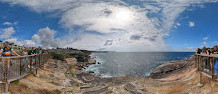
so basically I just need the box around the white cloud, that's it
[60,3,139,33]
[104,39,113,46]
[3,22,12,25]
[0,27,15,38]
[3,22,18,26]
[0,0,123,12]
[189,22,195,27]
[4,38,36,47]
[25,40,36,47]
[60,32,166,52]
[176,23,181,26]
[58,3,166,51]
[32,27,60,48]
[1,0,218,51]
[186,47,196,51]
[5,38,23,46]
[203,36,208,40]
[203,42,208,46]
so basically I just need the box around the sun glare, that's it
[115,11,131,21]
[113,9,134,23]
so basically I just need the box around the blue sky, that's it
[0,0,218,52]
[167,2,218,51]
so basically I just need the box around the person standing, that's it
[34,47,39,55]
[22,48,28,71]
[201,47,208,55]
[0,47,2,57]
[201,47,210,70]
[28,47,36,55]
[196,48,201,54]
[0,41,20,80]
[211,46,218,74]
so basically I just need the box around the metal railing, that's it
[196,54,218,84]
[0,53,50,93]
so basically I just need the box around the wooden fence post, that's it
[200,72,203,84]
[212,58,215,80]
[197,55,199,71]
[200,56,202,71]
[39,55,41,67]
[35,55,38,76]
[4,82,9,93]
[20,58,22,75]
[30,56,32,72]
[35,56,37,68]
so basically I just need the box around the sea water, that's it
[85,52,194,78]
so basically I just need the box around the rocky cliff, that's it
[5,54,218,94]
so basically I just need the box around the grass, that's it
[70,71,74,77]
[69,65,73,70]
[11,79,19,85]
[68,65,74,77]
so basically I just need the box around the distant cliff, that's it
[48,49,91,62]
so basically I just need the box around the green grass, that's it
[70,71,74,77]
[68,65,75,77]
[69,65,73,70]
[11,79,19,85]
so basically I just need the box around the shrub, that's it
[50,52,65,61]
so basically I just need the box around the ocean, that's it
[85,52,195,78]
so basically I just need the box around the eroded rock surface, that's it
[149,56,196,80]
[6,55,218,94]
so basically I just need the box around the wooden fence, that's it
[0,54,50,93]
[196,54,218,84]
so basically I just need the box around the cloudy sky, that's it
[0,0,218,52]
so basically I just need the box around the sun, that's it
[115,11,132,21]
[113,8,135,24]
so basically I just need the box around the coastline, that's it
[85,52,195,78]
[6,51,218,94]
[149,55,196,80]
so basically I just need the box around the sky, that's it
[0,0,218,52]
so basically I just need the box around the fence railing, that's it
[196,54,218,84]
[0,53,50,93]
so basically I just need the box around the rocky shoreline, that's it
[6,52,218,94]
[70,54,197,81]
[149,55,196,80]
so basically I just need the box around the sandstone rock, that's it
[82,76,94,82]
[149,56,195,79]
[125,83,136,91]
[66,58,77,65]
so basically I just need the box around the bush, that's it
[50,52,65,61]
[69,53,89,62]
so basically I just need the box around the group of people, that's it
[196,46,218,73]
[196,46,218,55]
[0,41,42,80]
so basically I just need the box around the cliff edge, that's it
[5,54,218,94]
